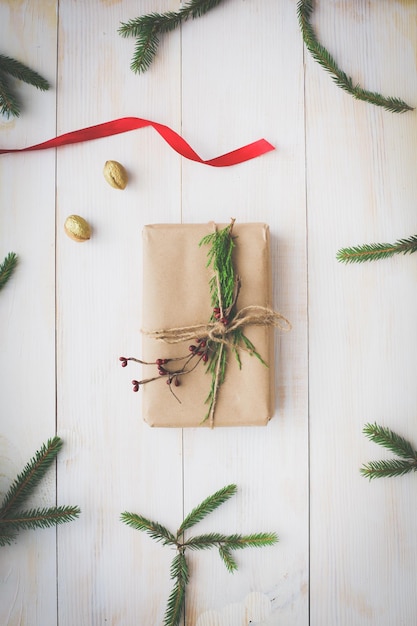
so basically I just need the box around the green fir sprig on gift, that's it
[121,483,278,626]
[0,252,18,292]
[0,436,80,546]
[337,234,417,264]
[297,0,412,113]
[199,219,267,423]
[119,0,226,73]
[360,423,417,480]
[0,54,50,118]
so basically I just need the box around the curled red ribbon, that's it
[0,116,274,166]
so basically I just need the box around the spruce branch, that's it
[360,423,417,480]
[177,483,236,535]
[121,483,278,626]
[0,436,80,546]
[0,54,50,118]
[119,512,176,546]
[337,235,417,264]
[200,220,268,423]
[0,252,18,292]
[119,0,226,73]
[297,0,413,113]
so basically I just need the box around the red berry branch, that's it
[119,325,218,402]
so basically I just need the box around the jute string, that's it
[142,305,291,345]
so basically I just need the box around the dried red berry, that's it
[202,353,208,363]
[200,340,206,348]
[158,368,166,375]
[174,376,180,386]
[189,345,196,352]
[132,380,139,392]
[220,317,228,325]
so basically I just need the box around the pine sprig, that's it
[337,235,417,264]
[0,436,80,546]
[0,54,50,118]
[297,0,413,113]
[199,221,268,423]
[0,506,80,534]
[121,483,278,626]
[119,512,176,546]
[200,220,237,312]
[177,483,236,535]
[119,0,226,73]
[0,252,18,292]
[1,436,63,518]
[360,423,417,480]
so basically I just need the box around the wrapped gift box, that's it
[141,222,276,427]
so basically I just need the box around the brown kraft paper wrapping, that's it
[142,222,275,427]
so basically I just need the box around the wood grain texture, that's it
[0,1,58,624]
[306,1,417,625]
[0,0,416,625]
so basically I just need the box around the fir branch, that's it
[218,544,238,572]
[0,437,80,546]
[120,512,176,546]
[177,483,237,536]
[337,235,417,263]
[119,0,226,74]
[360,458,417,480]
[360,423,417,480]
[0,252,18,292]
[183,531,278,551]
[363,422,417,460]
[0,54,50,118]
[121,484,277,626]
[0,506,80,535]
[200,220,236,312]
[0,72,19,118]
[1,436,63,518]
[297,0,413,113]
[165,552,188,626]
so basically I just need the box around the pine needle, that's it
[165,553,188,626]
[0,252,18,292]
[0,54,50,118]
[120,512,176,545]
[177,483,237,536]
[337,235,417,263]
[363,423,417,460]
[360,423,417,480]
[1,436,63,518]
[0,436,80,545]
[297,0,413,113]
[119,0,226,74]
[360,459,417,480]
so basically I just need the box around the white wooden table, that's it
[1,1,416,624]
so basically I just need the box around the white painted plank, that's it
[0,1,58,624]
[54,2,186,624]
[181,1,309,624]
[307,1,417,624]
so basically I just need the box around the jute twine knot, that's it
[142,305,291,347]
